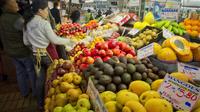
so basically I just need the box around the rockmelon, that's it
[192,47,200,62]
[157,47,177,63]
[177,49,193,62]
[169,36,190,56]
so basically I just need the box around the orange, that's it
[185,25,192,30]
[191,26,198,31]
[190,30,199,37]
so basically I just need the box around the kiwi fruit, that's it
[146,78,153,84]
[147,63,154,68]
[152,67,159,73]
[142,72,148,80]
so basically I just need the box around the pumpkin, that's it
[192,47,200,61]
[189,42,200,49]
[177,49,193,62]
[157,47,177,63]
[154,43,162,55]
[169,36,190,56]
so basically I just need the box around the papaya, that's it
[157,47,177,63]
[192,47,200,62]
[189,42,200,49]
[177,49,193,62]
[162,38,171,48]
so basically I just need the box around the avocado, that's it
[141,59,148,65]
[99,75,112,85]
[118,84,127,91]
[142,72,148,80]
[147,64,154,69]
[106,58,116,66]
[146,78,153,84]
[136,64,147,73]
[132,72,142,80]
[146,69,153,73]
[148,73,156,79]
[88,64,95,71]
[93,79,99,85]
[106,83,117,92]
[113,76,122,85]
[158,70,166,78]
[115,63,126,68]
[127,58,136,64]
[83,70,91,79]
[99,63,105,71]
[96,84,105,93]
[127,64,136,74]
[152,67,159,73]
[152,75,159,80]
[119,56,127,64]
[114,66,124,76]
[91,67,99,75]
[104,66,114,76]
[94,58,103,67]
[95,71,103,79]
[121,73,132,84]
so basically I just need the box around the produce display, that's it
[56,23,86,40]
[183,18,200,38]
[131,27,160,49]
[154,36,200,63]
[84,20,99,30]
[154,20,186,36]
[74,40,136,71]
[83,57,167,93]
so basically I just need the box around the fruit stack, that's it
[74,40,136,71]
[69,43,86,57]
[83,56,167,93]
[131,28,160,49]
[183,18,200,38]
[45,72,94,112]
[86,37,104,49]
[153,20,186,36]
[56,23,86,40]
[84,20,99,30]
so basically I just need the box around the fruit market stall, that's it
[43,11,200,112]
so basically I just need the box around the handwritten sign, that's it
[158,74,200,111]
[128,28,139,36]
[137,43,154,60]
[87,78,107,112]
[163,28,174,39]
[178,62,200,80]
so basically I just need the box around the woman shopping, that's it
[23,0,76,110]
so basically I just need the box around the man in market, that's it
[50,0,61,24]
[0,0,36,97]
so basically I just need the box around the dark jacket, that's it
[50,7,61,24]
[0,11,31,58]
[70,10,80,23]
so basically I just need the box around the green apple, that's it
[77,107,88,112]
[63,104,76,112]
[53,106,63,112]
[76,98,91,110]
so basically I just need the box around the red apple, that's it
[108,40,117,49]
[76,60,81,65]
[86,57,94,64]
[80,64,88,71]
[93,56,101,60]
[129,50,136,56]
[99,50,106,57]
[103,56,111,62]
[119,42,128,50]
[100,42,108,50]
[95,42,102,49]
[83,48,91,56]
[112,48,121,56]
[81,57,87,63]
[91,48,98,56]
[124,45,132,52]
[106,50,113,57]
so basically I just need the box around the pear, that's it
[60,82,75,93]
[55,93,67,107]
[53,106,63,112]
[76,98,91,110]
[63,104,76,112]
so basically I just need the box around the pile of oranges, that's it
[183,18,200,38]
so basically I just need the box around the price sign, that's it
[158,74,200,111]
[137,43,154,60]
[163,28,174,39]
[87,78,107,112]
[128,28,139,36]
[178,62,200,80]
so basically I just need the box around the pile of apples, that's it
[84,20,99,30]
[74,39,136,71]
[69,43,86,57]
[56,23,87,39]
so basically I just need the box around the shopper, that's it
[0,0,36,97]
[70,8,81,23]
[85,9,93,23]
[23,0,76,110]
[50,1,61,24]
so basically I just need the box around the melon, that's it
[177,49,193,62]
[157,47,177,63]
[192,47,200,62]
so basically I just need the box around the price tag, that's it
[87,78,107,112]
[158,74,200,111]
[178,62,200,80]
[128,28,139,36]
[163,28,174,39]
[137,43,154,60]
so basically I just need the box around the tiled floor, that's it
[0,77,38,112]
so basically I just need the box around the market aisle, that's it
[0,79,38,112]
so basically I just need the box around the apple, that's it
[99,50,106,57]
[118,53,125,57]
[126,54,134,58]
[129,50,136,56]
[81,57,87,63]
[100,42,108,50]
[76,60,81,65]
[112,48,121,56]
[108,40,117,49]
[95,42,102,49]
[86,57,94,64]
[83,48,91,56]
[93,56,101,60]
[91,48,98,56]
[103,56,111,62]
[106,49,113,57]
[80,64,88,71]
